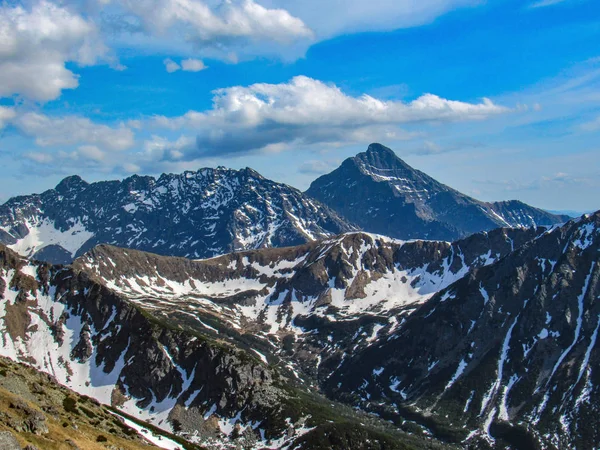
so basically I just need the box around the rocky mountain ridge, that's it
[0,143,568,266]
[306,143,569,241]
[67,211,600,449]
[0,167,353,264]
[72,226,542,386]
[0,242,451,450]
[0,211,598,449]
[327,211,600,449]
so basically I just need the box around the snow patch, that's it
[3,218,93,258]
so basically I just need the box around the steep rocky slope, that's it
[72,227,540,386]
[0,244,451,450]
[306,143,568,241]
[3,209,596,449]
[327,212,600,449]
[0,167,353,264]
[0,355,185,450]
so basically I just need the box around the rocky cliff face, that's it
[0,244,450,450]
[72,226,541,389]
[326,212,600,450]
[306,143,568,241]
[0,244,313,448]
[1,202,596,449]
[0,167,354,264]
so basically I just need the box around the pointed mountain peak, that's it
[55,175,89,194]
[366,143,397,157]
[351,143,416,176]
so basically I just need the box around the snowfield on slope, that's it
[80,232,498,336]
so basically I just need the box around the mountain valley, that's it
[0,144,594,450]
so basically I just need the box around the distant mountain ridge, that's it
[0,167,354,264]
[0,143,568,265]
[306,143,569,241]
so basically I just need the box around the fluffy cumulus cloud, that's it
[163,58,181,73]
[181,58,207,72]
[96,0,313,60]
[0,0,310,101]
[0,1,109,101]
[14,112,135,151]
[0,0,486,101]
[142,135,196,160]
[149,76,509,159]
[11,76,509,174]
[106,0,312,42]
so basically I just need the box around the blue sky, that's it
[0,0,599,212]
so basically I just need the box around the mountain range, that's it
[0,143,591,450]
[0,143,568,265]
[0,237,458,449]
[307,143,569,241]
[0,209,597,448]
[328,211,600,449]
[0,167,353,265]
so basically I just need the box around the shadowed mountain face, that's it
[0,242,457,450]
[0,167,354,264]
[0,210,598,449]
[306,143,568,241]
[326,212,600,449]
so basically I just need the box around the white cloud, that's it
[0,0,310,101]
[78,145,106,161]
[14,112,135,151]
[163,58,181,73]
[0,0,488,102]
[122,162,141,173]
[298,159,337,175]
[0,1,109,101]
[7,75,511,176]
[93,0,482,62]
[101,0,312,44]
[0,106,16,129]
[142,135,196,160]
[164,57,207,72]
[181,58,207,72]
[149,76,509,158]
[25,151,54,164]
